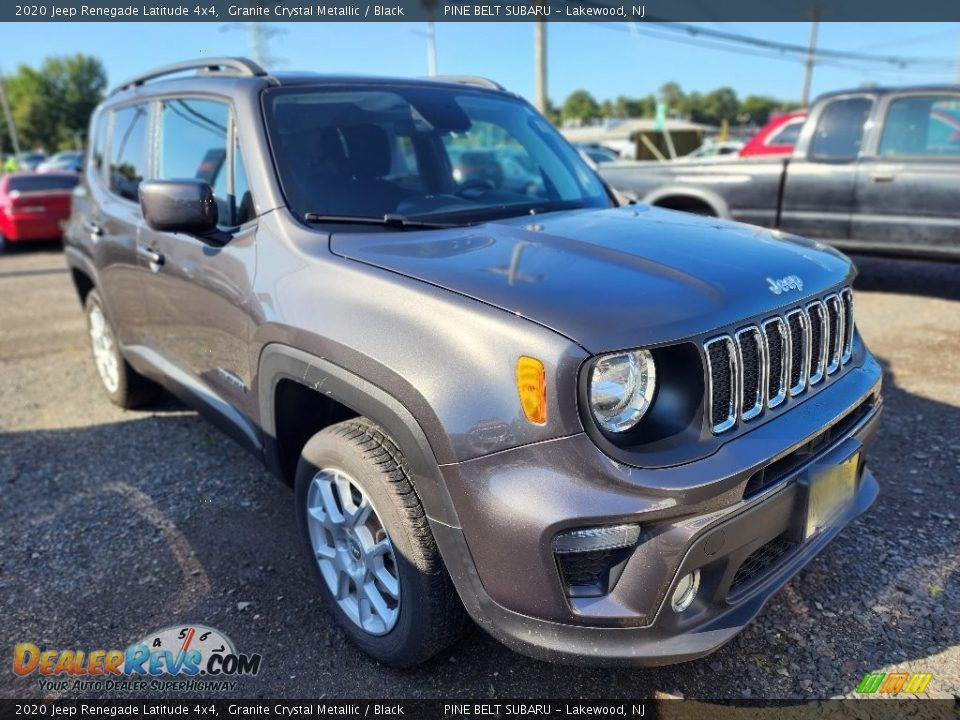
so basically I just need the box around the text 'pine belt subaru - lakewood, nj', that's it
[65,58,883,667]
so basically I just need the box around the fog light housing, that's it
[553,524,641,598]
[670,569,701,613]
[553,524,641,554]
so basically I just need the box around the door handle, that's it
[83,220,103,241]
[139,247,165,271]
[869,174,895,183]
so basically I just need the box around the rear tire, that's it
[295,418,467,667]
[84,289,159,408]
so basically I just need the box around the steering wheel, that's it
[457,179,496,198]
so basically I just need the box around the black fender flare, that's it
[63,245,101,303]
[257,343,461,529]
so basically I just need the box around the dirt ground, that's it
[0,246,957,700]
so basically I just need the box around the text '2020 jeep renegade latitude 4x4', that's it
[66,58,883,667]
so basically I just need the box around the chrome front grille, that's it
[704,287,856,434]
[840,287,854,364]
[786,309,808,395]
[735,326,765,421]
[762,317,788,408]
[807,300,827,385]
[704,336,737,433]
[824,294,843,374]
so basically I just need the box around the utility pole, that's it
[220,22,286,68]
[800,10,820,108]
[248,22,266,67]
[426,22,438,76]
[534,20,548,115]
[0,65,22,158]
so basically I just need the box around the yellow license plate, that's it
[804,451,859,540]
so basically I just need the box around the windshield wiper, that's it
[401,200,592,225]
[303,212,454,230]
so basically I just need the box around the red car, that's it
[0,172,79,248]
[739,111,807,157]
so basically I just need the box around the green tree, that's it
[658,82,685,114]
[562,89,601,123]
[683,91,705,122]
[612,94,655,118]
[1,54,106,153]
[561,80,799,128]
[739,95,781,126]
[702,87,740,125]
[543,98,562,125]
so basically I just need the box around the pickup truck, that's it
[601,86,960,260]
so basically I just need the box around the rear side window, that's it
[109,104,149,201]
[158,98,253,227]
[809,97,872,162]
[879,95,960,158]
[8,175,79,192]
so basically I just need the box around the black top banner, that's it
[3,0,960,22]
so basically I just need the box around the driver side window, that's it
[809,97,872,162]
[157,98,255,228]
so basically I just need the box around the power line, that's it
[659,22,956,68]
[596,22,956,70]
[597,23,956,75]
[852,28,959,53]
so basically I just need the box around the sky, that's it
[1,21,958,106]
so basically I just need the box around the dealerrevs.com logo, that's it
[13,625,262,693]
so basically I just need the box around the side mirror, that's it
[139,179,224,244]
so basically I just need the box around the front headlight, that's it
[589,349,657,433]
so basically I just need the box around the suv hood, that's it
[330,205,854,353]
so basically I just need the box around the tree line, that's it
[556,82,802,127]
[0,55,799,156]
[0,54,107,155]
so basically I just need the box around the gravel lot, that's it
[0,245,957,700]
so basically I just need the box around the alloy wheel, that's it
[88,302,120,394]
[306,468,401,635]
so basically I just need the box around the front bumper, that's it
[433,353,883,665]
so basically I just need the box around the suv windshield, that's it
[264,84,610,225]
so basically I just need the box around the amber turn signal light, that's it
[517,356,547,425]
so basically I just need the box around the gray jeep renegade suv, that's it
[65,58,883,667]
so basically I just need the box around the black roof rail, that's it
[111,57,268,95]
[427,75,505,91]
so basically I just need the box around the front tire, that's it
[295,419,466,667]
[84,289,159,408]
